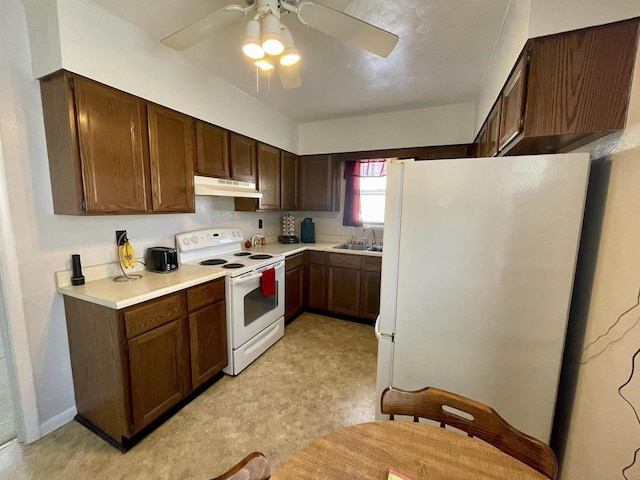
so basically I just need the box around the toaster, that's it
[145,247,178,273]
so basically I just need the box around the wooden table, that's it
[272,422,547,480]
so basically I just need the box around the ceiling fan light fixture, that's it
[261,12,284,55]
[242,19,265,59]
[255,57,275,71]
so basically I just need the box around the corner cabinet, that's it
[281,151,299,211]
[299,155,339,211]
[63,277,227,450]
[40,70,195,215]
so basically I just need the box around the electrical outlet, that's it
[116,230,128,246]
[258,219,263,229]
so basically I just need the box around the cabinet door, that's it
[299,155,335,211]
[285,265,304,322]
[499,53,528,150]
[307,263,327,310]
[147,104,195,213]
[230,133,256,182]
[485,97,502,157]
[281,151,299,211]
[73,76,149,213]
[257,143,281,210]
[127,318,189,433]
[195,121,229,178]
[189,301,227,388]
[360,270,381,321]
[327,266,362,317]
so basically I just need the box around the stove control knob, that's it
[236,230,241,237]
[183,238,190,245]
[232,231,237,237]
[191,236,199,244]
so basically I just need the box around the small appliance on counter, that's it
[145,247,178,273]
[278,214,299,244]
[301,217,316,243]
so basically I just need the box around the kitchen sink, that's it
[334,243,382,252]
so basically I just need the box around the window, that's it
[359,176,386,225]
[343,159,387,227]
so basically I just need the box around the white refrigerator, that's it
[375,154,590,442]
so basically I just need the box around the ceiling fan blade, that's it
[299,2,398,58]
[277,63,302,90]
[161,6,246,51]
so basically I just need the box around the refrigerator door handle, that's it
[375,315,394,342]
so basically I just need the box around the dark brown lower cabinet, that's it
[307,252,328,310]
[63,277,227,450]
[285,253,305,322]
[189,301,227,388]
[360,256,382,321]
[328,253,363,317]
[128,318,189,432]
[300,251,381,322]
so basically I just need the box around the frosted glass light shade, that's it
[279,27,299,65]
[255,57,275,71]
[243,19,264,59]
[261,13,284,55]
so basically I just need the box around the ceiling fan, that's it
[161,0,399,90]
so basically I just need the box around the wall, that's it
[475,0,531,132]
[23,0,298,153]
[557,45,640,479]
[4,0,286,435]
[298,102,476,155]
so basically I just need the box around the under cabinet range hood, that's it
[194,176,262,198]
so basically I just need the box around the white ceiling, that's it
[90,0,510,122]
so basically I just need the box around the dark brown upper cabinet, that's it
[40,71,195,215]
[41,72,150,214]
[475,18,640,157]
[280,151,299,211]
[499,51,529,150]
[229,133,257,182]
[257,143,281,210]
[195,121,230,178]
[147,104,195,213]
[485,97,502,157]
[299,154,339,211]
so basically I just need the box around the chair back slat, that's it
[381,386,558,480]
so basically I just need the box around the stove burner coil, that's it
[234,252,252,257]
[249,254,273,260]
[200,259,227,266]
[222,263,245,269]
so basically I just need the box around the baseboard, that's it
[40,406,77,437]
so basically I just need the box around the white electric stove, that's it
[176,228,285,375]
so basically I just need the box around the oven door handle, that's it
[232,272,263,285]
[230,262,285,285]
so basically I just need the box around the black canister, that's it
[301,217,316,243]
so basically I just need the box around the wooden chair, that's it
[211,452,270,480]
[380,386,558,479]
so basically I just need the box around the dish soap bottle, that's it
[350,228,357,245]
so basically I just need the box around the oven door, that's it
[228,260,285,348]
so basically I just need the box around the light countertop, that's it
[56,241,382,310]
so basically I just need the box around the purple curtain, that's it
[343,161,362,227]
[343,159,387,227]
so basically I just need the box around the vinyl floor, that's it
[0,313,377,479]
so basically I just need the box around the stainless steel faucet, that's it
[362,227,377,245]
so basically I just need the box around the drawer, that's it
[308,251,327,265]
[124,292,187,339]
[187,278,225,312]
[285,253,304,271]
[364,256,382,273]
[328,253,362,270]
